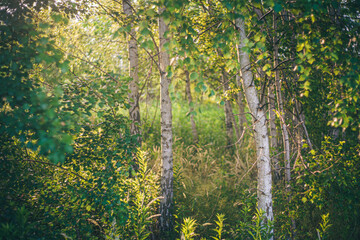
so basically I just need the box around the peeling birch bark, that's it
[236,17,274,227]
[158,7,174,237]
[123,0,141,144]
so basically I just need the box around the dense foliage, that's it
[1,0,359,239]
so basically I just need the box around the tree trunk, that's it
[185,70,199,144]
[123,0,141,144]
[236,17,274,226]
[158,7,174,237]
[273,12,291,191]
[268,81,280,181]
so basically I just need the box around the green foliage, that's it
[230,208,274,240]
[212,214,225,240]
[289,138,360,239]
[316,213,332,240]
[180,218,198,240]
[246,209,274,240]
[1,132,157,239]
[106,152,160,240]
[1,0,360,239]
[0,206,34,240]
[0,4,74,163]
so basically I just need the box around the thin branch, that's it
[259,9,274,21]
[271,58,294,71]
[138,63,153,98]
[195,20,223,41]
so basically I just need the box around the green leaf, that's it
[296,43,304,52]
[163,41,170,50]
[167,70,173,78]
[145,9,157,17]
[262,63,271,72]
[208,90,215,97]
[190,72,198,81]
[51,14,64,23]
[274,3,283,13]
[39,22,50,29]
[60,60,70,73]
[147,40,155,50]
[201,84,207,91]
[140,28,151,36]
[310,14,315,23]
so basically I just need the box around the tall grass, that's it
[141,99,262,238]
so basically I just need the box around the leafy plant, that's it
[180,217,197,240]
[212,213,226,240]
[316,213,331,240]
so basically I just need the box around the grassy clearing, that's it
[141,99,260,238]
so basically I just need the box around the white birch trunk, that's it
[158,7,174,236]
[236,17,274,225]
[123,0,141,144]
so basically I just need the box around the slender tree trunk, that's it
[123,0,141,144]
[251,6,280,182]
[268,81,280,181]
[185,70,199,144]
[236,17,274,226]
[158,7,174,237]
[292,87,313,150]
[222,71,235,148]
[293,105,302,158]
[273,12,291,191]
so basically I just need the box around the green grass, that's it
[140,98,259,239]
[141,98,251,155]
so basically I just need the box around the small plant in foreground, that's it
[180,217,197,240]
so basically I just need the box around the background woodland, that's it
[1,0,360,239]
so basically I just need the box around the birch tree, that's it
[123,0,141,144]
[158,6,174,237]
[236,16,274,226]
